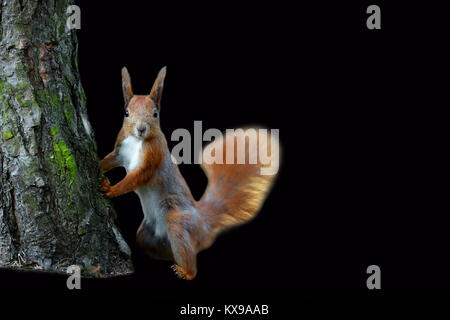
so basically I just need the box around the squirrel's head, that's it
[120,66,166,140]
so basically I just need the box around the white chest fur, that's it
[119,136,167,238]
[136,185,168,238]
[119,136,143,172]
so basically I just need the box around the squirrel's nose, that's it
[137,125,147,136]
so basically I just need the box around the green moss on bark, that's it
[2,130,13,140]
[50,127,77,185]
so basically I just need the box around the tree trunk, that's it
[0,0,133,277]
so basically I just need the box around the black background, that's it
[1,0,448,305]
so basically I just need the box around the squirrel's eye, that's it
[125,109,129,117]
[153,111,158,118]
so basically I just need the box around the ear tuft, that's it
[149,66,167,107]
[122,67,133,107]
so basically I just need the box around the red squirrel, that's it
[100,67,279,280]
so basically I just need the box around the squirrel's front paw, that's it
[100,177,111,194]
[171,264,194,280]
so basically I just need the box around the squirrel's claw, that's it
[171,264,194,280]
[105,192,114,199]
[171,264,185,279]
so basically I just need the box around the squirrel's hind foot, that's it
[171,264,195,280]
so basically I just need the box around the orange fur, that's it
[103,135,164,198]
[196,129,279,249]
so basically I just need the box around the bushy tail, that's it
[197,128,280,240]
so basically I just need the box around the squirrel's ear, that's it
[122,67,133,107]
[149,66,166,108]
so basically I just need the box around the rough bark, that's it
[0,0,133,277]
